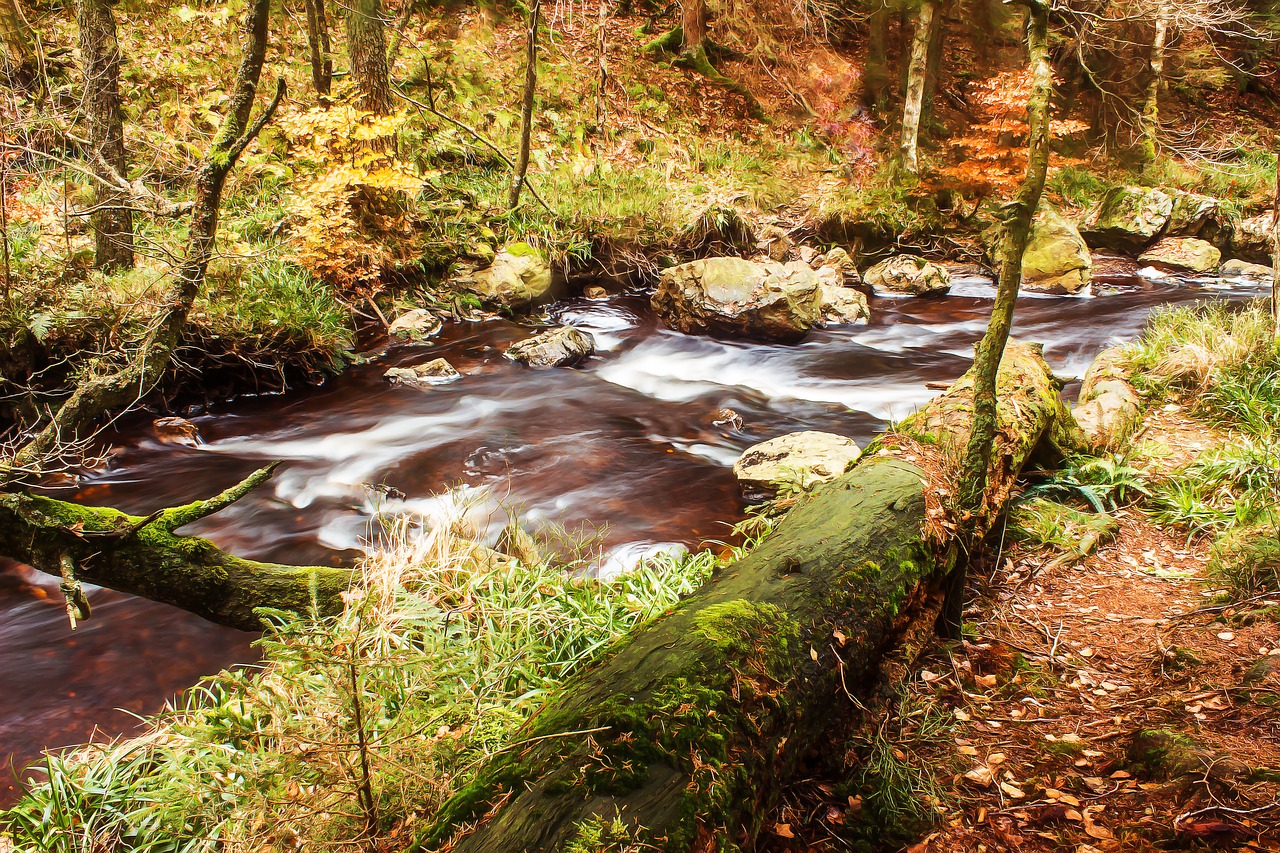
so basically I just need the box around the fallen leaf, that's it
[1000,781,1026,799]
[964,766,995,787]
[772,823,794,839]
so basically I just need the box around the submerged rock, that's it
[387,308,442,339]
[1080,186,1172,253]
[651,256,822,343]
[385,358,461,388]
[732,431,862,500]
[1020,203,1092,293]
[1138,237,1221,273]
[1221,258,1274,280]
[150,417,201,447]
[451,242,554,308]
[506,326,596,368]
[862,255,951,296]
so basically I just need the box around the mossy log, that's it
[419,342,1077,852]
[0,465,352,631]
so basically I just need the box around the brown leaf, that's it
[772,823,795,838]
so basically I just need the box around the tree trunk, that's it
[900,0,936,173]
[863,3,891,110]
[415,343,1077,853]
[680,0,707,53]
[951,0,1052,632]
[921,0,949,129]
[0,0,37,86]
[508,0,539,209]
[4,0,282,482]
[303,0,332,98]
[77,0,134,272]
[0,466,351,631]
[347,0,391,114]
[1140,0,1168,165]
[1272,159,1278,338]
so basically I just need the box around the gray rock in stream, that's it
[506,326,596,368]
[385,358,462,388]
[1080,186,1172,253]
[862,255,951,297]
[1138,237,1221,273]
[733,431,862,500]
[651,256,823,343]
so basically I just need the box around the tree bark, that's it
[680,0,707,52]
[77,0,134,272]
[415,343,1077,853]
[508,0,539,209]
[900,0,936,173]
[4,0,282,483]
[1140,0,1168,165]
[951,0,1052,632]
[347,0,391,114]
[1272,158,1278,338]
[0,0,38,87]
[0,465,351,631]
[303,0,333,98]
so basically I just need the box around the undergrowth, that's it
[2,502,773,851]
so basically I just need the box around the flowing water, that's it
[1,260,1268,801]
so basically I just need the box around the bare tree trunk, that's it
[950,0,1052,633]
[5,0,283,481]
[77,0,134,272]
[347,0,391,114]
[508,0,539,209]
[1272,160,1278,338]
[681,0,707,52]
[1140,0,1168,165]
[303,0,332,98]
[863,2,891,110]
[921,0,950,129]
[900,0,936,173]
[0,0,37,87]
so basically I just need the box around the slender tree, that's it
[1272,158,1278,338]
[0,0,37,86]
[863,2,892,109]
[900,0,938,172]
[77,0,134,272]
[947,0,1052,633]
[508,0,539,209]
[303,0,333,98]
[347,0,391,114]
[1139,0,1169,164]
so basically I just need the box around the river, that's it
[0,259,1266,802]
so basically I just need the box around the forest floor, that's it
[893,407,1280,853]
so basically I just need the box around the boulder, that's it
[1072,347,1141,451]
[387,308,442,339]
[385,357,462,388]
[816,264,870,325]
[150,417,201,447]
[821,247,862,286]
[1020,203,1093,293]
[1229,214,1277,264]
[1080,186,1172,253]
[862,255,951,296]
[505,326,595,368]
[1137,237,1221,273]
[1221,258,1274,280]
[451,242,554,308]
[732,431,862,500]
[651,257,823,343]
[1165,191,1234,249]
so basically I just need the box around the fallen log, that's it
[417,342,1079,853]
[0,464,352,631]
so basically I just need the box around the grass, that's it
[2,498,773,852]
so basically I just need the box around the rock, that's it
[1221,258,1274,280]
[797,245,819,266]
[732,431,862,500]
[821,247,862,286]
[1080,186,1173,253]
[1166,191,1234,249]
[651,256,823,343]
[711,408,744,431]
[1020,203,1092,293]
[816,264,870,325]
[1229,214,1277,264]
[1138,237,1221,273]
[451,242,554,308]
[584,285,609,300]
[385,358,462,388]
[505,326,595,368]
[757,224,794,261]
[1073,347,1141,451]
[387,308,442,339]
[862,255,951,296]
[150,417,201,447]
